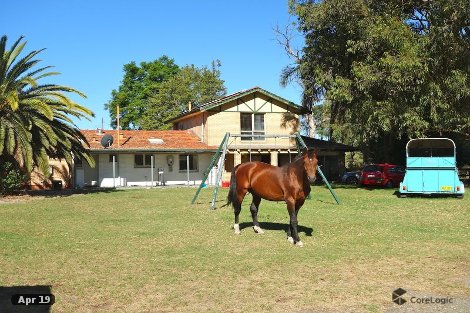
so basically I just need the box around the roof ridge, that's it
[167,86,302,124]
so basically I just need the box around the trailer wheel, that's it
[456,194,464,199]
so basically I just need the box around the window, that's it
[134,154,152,168]
[179,154,198,171]
[240,113,265,140]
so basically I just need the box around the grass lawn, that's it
[0,186,469,312]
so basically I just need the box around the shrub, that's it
[0,161,27,195]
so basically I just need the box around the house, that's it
[75,130,217,187]
[301,136,358,180]
[28,130,216,189]
[168,86,304,180]
[29,158,73,190]
[76,86,304,187]
[29,87,353,189]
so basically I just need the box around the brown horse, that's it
[227,148,318,247]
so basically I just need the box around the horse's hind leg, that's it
[233,189,247,235]
[233,202,242,235]
[250,195,264,234]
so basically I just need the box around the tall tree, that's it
[105,58,226,130]
[288,0,470,162]
[0,35,95,175]
[105,56,179,130]
[141,61,226,129]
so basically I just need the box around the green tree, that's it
[288,0,470,162]
[105,56,179,130]
[0,35,95,175]
[105,58,226,130]
[0,158,27,195]
[141,61,226,129]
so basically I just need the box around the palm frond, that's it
[6,58,42,85]
[0,121,6,152]
[0,35,95,177]
[7,41,27,70]
[36,147,50,176]
[6,127,16,154]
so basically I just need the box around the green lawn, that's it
[0,186,469,312]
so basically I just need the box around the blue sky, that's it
[2,0,303,130]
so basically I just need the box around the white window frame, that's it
[240,113,265,141]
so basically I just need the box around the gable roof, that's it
[168,86,305,123]
[81,130,216,152]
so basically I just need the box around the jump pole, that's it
[191,132,340,207]
[295,133,341,204]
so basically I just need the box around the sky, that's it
[1,0,304,130]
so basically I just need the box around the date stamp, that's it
[11,294,55,306]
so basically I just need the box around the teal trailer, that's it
[399,138,465,198]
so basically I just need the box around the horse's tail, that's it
[227,164,240,208]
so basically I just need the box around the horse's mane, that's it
[280,150,307,169]
[283,149,316,169]
[293,148,315,162]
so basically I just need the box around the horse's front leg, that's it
[294,198,305,246]
[286,199,305,247]
[286,199,303,247]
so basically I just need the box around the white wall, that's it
[97,152,214,187]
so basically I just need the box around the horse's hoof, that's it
[233,224,241,235]
[295,241,304,247]
[253,226,264,234]
[287,236,295,244]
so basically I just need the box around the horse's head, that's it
[303,148,318,185]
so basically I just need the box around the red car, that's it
[359,164,406,187]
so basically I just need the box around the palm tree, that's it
[0,35,95,176]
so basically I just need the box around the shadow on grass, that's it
[238,222,313,237]
[310,198,339,205]
[317,183,359,190]
[326,183,400,192]
[23,187,123,198]
[393,190,464,199]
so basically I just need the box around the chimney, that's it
[188,101,192,111]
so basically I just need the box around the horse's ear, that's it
[306,147,318,159]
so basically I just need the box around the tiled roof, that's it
[80,130,216,152]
